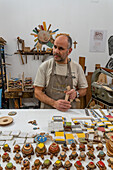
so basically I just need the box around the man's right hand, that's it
[53,99,71,112]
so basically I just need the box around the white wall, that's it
[0,0,113,81]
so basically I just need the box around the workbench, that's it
[0,109,112,169]
[5,90,34,109]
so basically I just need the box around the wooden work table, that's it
[5,90,34,108]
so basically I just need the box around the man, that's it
[34,35,88,111]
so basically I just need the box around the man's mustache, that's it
[53,53,61,57]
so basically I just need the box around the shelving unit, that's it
[0,38,7,107]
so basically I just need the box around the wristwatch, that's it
[76,91,80,98]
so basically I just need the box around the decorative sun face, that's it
[31,22,59,52]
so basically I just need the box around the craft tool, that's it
[90,109,98,118]
[85,108,90,116]
[92,109,101,118]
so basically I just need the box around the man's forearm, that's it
[34,88,56,108]
[77,88,87,97]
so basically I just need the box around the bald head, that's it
[56,35,72,49]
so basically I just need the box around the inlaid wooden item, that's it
[2,152,10,162]
[86,162,96,170]
[21,159,30,170]
[96,161,106,170]
[87,142,94,152]
[35,143,47,159]
[53,160,63,170]
[13,144,20,153]
[107,158,113,169]
[32,159,42,170]
[58,151,67,161]
[61,143,69,152]
[22,143,34,159]
[106,135,113,157]
[97,151,106,160]
[69,151,78,160]
[5,163,16,170]
[13,153,23,164]
[2,144,11,152]
[0,164,3,170]
[0,116,13,126]
[87,150,95,160]
[79,143,85,152]
[74,161,84,170]
[42,159,52,169]
[78,152,86,161]
[96,143,104,151]
[70,143,76,151]
[48,142,60,159]
[64,160,72,170]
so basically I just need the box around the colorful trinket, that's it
[69,151,78,160]
[96,161,106,170]
[22,143,34,159]
[107,158,113,169]
[79,143,85,152]
[64,160,72,170]
[42,159,52,169]
[87,142,94,152]
[97,151,106,160]
[2,152,10,162]
[48,142,60,159]
[78,152,86,161]
[106,135,113,157]
[87,150,95,160]
[53,160,63,170]
[96,143,104,151]
[32,159,42,170]
[70,143,76,151]
[2,144,11,152]
[86,162,96,170]
[74,161,84,170]
[13,153,23,164]
[58,151,67,161]
[0,164,3,170]
[13,144,20,153]
[61,143,69,152]
[21,159,30,170]
[35,142,47,159]
[5,162,16,170]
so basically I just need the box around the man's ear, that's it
[68,48,72,55]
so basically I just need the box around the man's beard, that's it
[53,53,67,62]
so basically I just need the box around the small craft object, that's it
[87,150,95,160]
[22,143,34,159]
[97,151,106,160]
[96,143,104,151]
[13,153,23,164]
[8,111,17,116]
[2,144,11,152]
[69,151,78,160]
[64,160,72,170]
[35,143,47,159]
[48,142,60,159]
[32,159,42,170]
[61,143,69,152]
[58,151,67,161]
[64,122,72,131]
[53,160,63,170]
[34,133,53,143]
[2,152,10,162]
[21,159,30,170]
[78,152,86,161]
[107,158,113,169]
[5,162,16,170]
[70,143,76,151]
[86,162,96,170]
[28,120,37,125]
[42,159,52,169]
[13,144,20,153]
[0,116,13,126]
[87,142,94,152]
[0,164,3,170]
[96,161,106,170]
[79,143,85,152]
[106,135,113,157]
[74,161,84,170]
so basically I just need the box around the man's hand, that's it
[66,89,77,100]
[53,99,71,112]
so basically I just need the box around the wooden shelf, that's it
[15,50,53,55]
